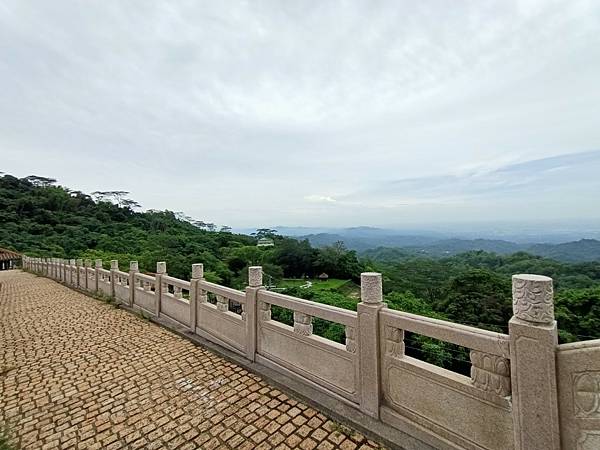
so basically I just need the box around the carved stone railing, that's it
[21,255,599,450]
[256,288,359,403]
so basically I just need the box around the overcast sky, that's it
[1,1,600,228]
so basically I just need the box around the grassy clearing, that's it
[280,278,352,291]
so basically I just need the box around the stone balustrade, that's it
[21,255,600,450]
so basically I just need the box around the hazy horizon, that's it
[2,1,600,228]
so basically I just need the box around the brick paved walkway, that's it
[0,271,385,450]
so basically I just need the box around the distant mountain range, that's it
[293,230,600,262]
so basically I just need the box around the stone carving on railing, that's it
[293,311,313,336]
[198,287,207,303]
[248,266,263,288]
[470,350,511,397]
[216,295,229,312]
[385,326,405,358]
[512,274,554,324]
[345,326,356,353]
[578,431,600,450]
[259,302,271,321]
[573,371,600,418]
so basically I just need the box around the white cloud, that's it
[0,1,599,227]
[304,195,337,203]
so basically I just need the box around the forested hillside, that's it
[2,173,599,374]
[0,175,362,286]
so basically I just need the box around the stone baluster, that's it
[384,326,404,358]
[110,260,118,298]
[68,259,75,285]
[94,259,102,292]
[129,261,138,306]
[345,326,357,353]
[76,259,83,287]
[216,295,229,312]
[174,286,182,299]
[357,272,385,418]
[509,274,560,450]
[245,266,263,362]
[155,262,166,317]
[84,259,91,290]
[293,311,313,336]
[190,263,204,332]
[470,350,511,397]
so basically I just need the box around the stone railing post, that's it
[94,259,102,292]
[110,260,118,298]
[357,272,385,418]
[155,262,166,317]
[509,274,560,450]
[61,259,66,282]
[245,266,263,362]
[84,259,91,289]
[190,263,204,332]
[129,261,138,306]
[69,259,76,285]
[76,259,83,287]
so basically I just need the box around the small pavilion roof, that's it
[0,247,22,261]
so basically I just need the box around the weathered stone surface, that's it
[345,326,356,353]
[248,266,263,287]
[470,350,511,397]
[360,272,382,304]
[512,274,554,324]
[259,301,271,321]
[191,263,203,279]
[384,326,404,358]
[556,339,600,450]
[293,311,313,336]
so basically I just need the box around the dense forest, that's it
[2,173,599,374]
